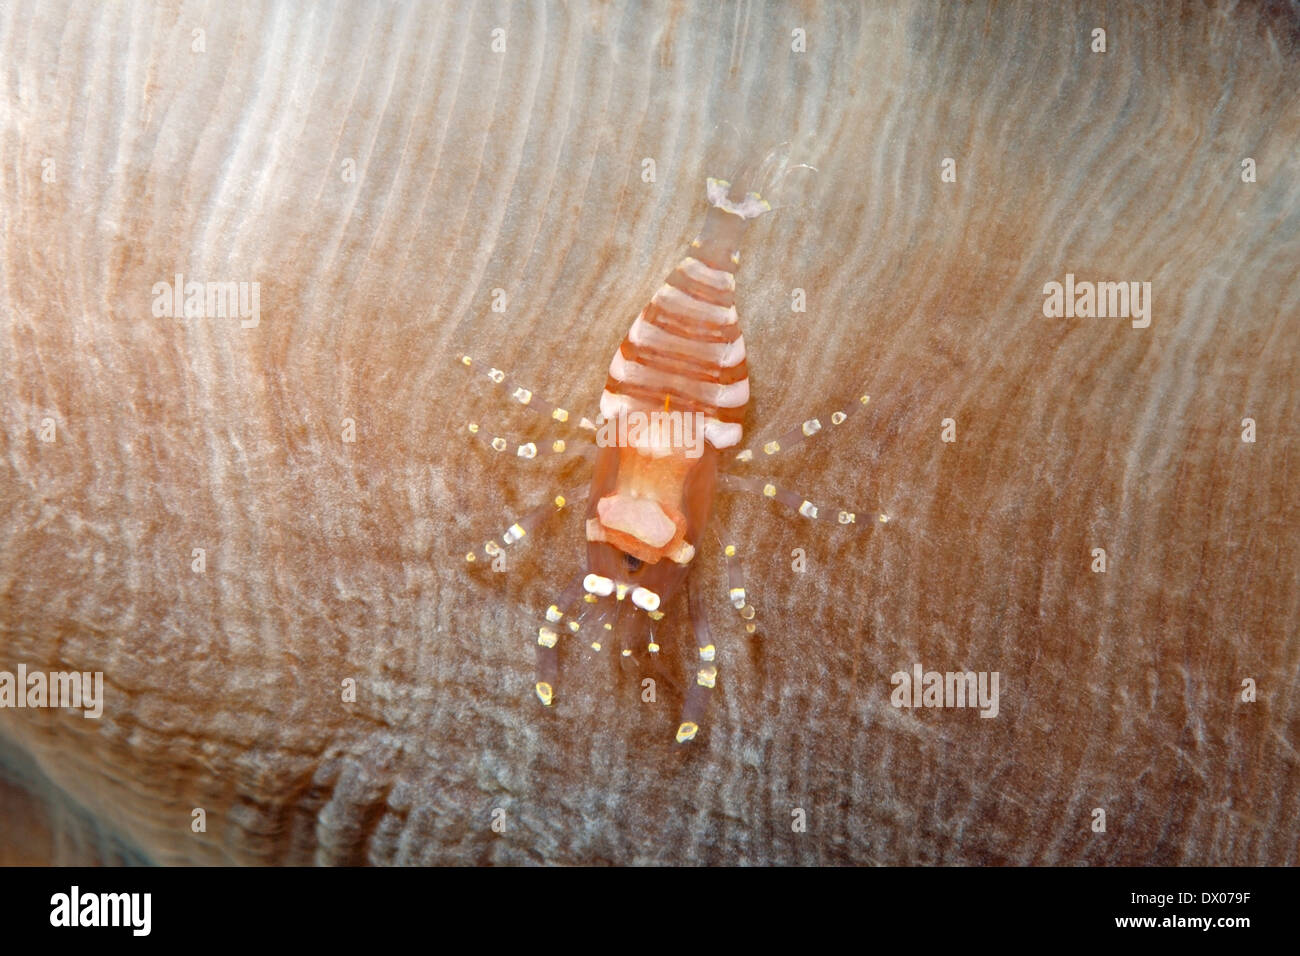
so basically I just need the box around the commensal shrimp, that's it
[460,151,885,743]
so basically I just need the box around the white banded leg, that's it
[676,580,720,744]
[641,597,665,655]
[614,588,669,676]
[462,420,593,462]
[607,600,647,680]
[614,600,645,663]
[716,534,759,636]
[458,354,588,431]
[465,484,589,565]
[645,619,662,656]
[579,598,617,654]
[718,473,889,530]
[733,392,872,464]
[533,577,591,706]
[577,572,666,649]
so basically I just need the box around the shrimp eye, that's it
[623,553,644,573]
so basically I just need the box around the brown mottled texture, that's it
[1,1,1297,865]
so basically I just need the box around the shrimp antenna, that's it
[724,139,819,215]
